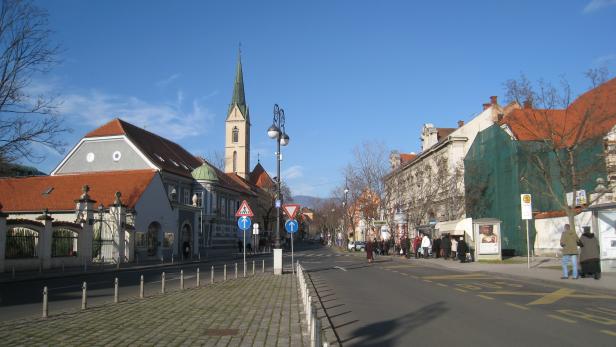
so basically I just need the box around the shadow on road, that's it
[341,301,449,346]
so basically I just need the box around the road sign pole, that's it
[526,219,530,269]
[243,228,246,277]
[291,230,294,275]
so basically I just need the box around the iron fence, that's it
[52,229,79,257]
[6,227,39,258]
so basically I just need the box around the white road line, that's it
[334,266,347,272]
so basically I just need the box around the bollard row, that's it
[296,261,323,347]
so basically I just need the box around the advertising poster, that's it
[478,224,499,254]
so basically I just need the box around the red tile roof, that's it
[399,153,417,164]
[84,119,202,178]
[437,128,456,140]
[0,170,157,212]
[501,78,616,147]
[249,163,274,190]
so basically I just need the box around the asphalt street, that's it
[297,246,616,347]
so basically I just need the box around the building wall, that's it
[225,105,250,179]
[54,138,153,175]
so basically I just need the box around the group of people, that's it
[411,233,470,263]
[560,224,601,280]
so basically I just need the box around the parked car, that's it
[347,241,356,251]
[354,241,366,252]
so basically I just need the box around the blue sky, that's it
[26,0,616,197]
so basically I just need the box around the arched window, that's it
[6,227,39,258]
[52,228,78,257]
[233,151,237,173]
[232,127,239,143]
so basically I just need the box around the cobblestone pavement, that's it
[0,273,306,347]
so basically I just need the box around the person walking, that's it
[560,224,580,279]
[413,235,422,258]
[366,240,374,264]
[451,237,458,260]
[458,238,468,263]
[579,226,601,279]
[421,234,431,258]
[441,235,452,260]
[433,237,441,259]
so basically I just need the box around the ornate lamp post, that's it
[343,183,349,247]
[267,104,290,249]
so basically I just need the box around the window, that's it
[183,188,190,205]
[168,185,177,201]
[232,126,239,143]
[52,229,78,257]
[135,232,146,248]
[221,198,226,216]
[233,151,237,173]
[195,191,204,208]
[163,232,174,248]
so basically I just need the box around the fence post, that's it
[224,264,227,281]
[235,263,238,279]
[139,275,144,299]
[196,268,200,287]
[81,281,87,310]
[262,259,265,273]
[211,265,214,284]
[161,272,166,294]
[312,305,320,347]
[252,261,255,275]
[243,261,246,278]
[42,286,48,318]
[180,270,185,290]
[114,277,119,303]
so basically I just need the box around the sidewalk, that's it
[393,255,616,292]
[0,272,307,347]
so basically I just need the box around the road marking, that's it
[436,283,448,287]
[423,279,433,283]
[590,307,616,317]
[383,265,419,269]
[506,303,529,311]
[455,288,468,293]
[422,274,491,280]
[400,273,409,276]
[547,314,576,324]
[527,288,576,306]
[334,266,347,272]
[600,330,616,337]
[558,309,616,325]
[410,275,419,279]
[477,294,494,300]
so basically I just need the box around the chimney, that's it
[490,96,498,105]
[457,120,465,128]
[482,103,491,110]
[523,99,533,109]
[497,113,504,122]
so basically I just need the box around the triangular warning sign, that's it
[235,200,254,217]
[282,204,300,220]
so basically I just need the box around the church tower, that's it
[225,51,251,179]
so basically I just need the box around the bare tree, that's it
[0,0,65,166]
[203,150,225,171]
[503,71,615,231]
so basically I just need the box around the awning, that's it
[435,218,473,240]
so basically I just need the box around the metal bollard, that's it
[196,268,200,287]
[262,259,265,273]
[180,270,185,290]
[114,277,119,303]
[243,262,246,278]
[42,286,48,318]
[311,306,320,347]
[161,272,166,294]
[252,261,255,275]
[211,265,214,284]
[235,263,238,279]
[306,296,312,325]
[139,275,144,299]
[224,264,227,281]
[171,254,174,264]
[81,282,87,310]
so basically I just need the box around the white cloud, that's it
[58,88,216,140]
[282,165,303,180]
[583,0,616,13]
[155,73,181,87]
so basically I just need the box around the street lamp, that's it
[267,104,290,249]
[343,182,349,247]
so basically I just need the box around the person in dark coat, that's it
[433,237,441,258]
[441,235,452,260]
[366,240,374,263]
[579,226,601,279]
[458,238,468,263]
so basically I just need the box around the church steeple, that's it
[228,50,249,121]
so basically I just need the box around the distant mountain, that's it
[292,195,328,209]
[0,163,47,177]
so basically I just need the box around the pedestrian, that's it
[579,226,601,279]
[413,235,422,258]
[458,238,468,263]
[421,234,431,258]
[433,237,441,258]
[238,239,243,253]
[560,224,580,279]
[183,241,190,259]
[366,240,374,264]
[451,237,458,260]
[441,234,451,260]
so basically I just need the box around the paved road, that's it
[297,246,616,347]
[0,253,274,321]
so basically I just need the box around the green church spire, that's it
[229,48,248,120]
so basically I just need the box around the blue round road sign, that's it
[285,219,299,234]
[238,216,252,230]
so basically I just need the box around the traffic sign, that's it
[285,219,299,234]
[282,204,300,219]
[235,200,254,217]
[238,216,252,230]
[521,194,532,220]
[253,223,259,235]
